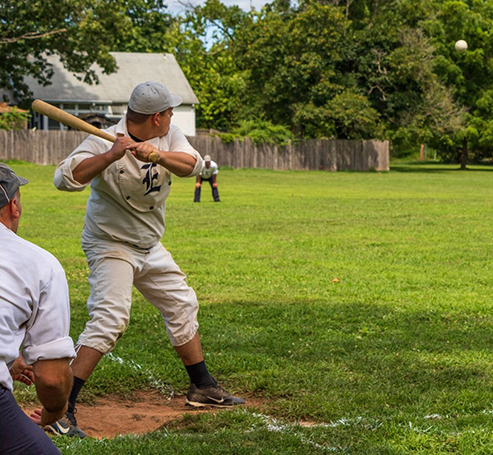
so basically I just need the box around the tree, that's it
[165,0,493,160]
[233,0,352,136]
[0,0,172,101]
[163,0,250,130]
[397,0,493,165]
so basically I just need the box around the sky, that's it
[166,0,272,16]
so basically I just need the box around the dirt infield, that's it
[24,391,264,439]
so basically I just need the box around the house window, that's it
[48,117,61,130]
[37,103,110,130]
[29,112,44,130]
[110,104,126,116]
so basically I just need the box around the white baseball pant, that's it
[78,231,199,354]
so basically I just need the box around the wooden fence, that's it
[0,130,389,171]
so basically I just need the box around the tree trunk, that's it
[460,138,468,170]
[369,0,380,27]
[346,0,353,18]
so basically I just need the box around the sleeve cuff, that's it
[54,154,94,191]
[23,337,76,365]
[188,152,204,177]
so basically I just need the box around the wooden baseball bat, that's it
[31,99,160,163]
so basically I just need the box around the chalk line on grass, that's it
[250,412,347,452]
[106,353,175,399]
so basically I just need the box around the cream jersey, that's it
[0,223,75,391]
[201,161,218,180]
[54,118,203,249]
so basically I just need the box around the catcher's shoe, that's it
[44,410,87,438]
[186,383,245,408]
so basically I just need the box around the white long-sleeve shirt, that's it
[0,223,75,391]
[54,118,203,249]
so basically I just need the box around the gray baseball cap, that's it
[0,164,29,208]
[128,81,183,115]
[204,155,211,161]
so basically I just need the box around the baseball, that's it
[455,40,468,52]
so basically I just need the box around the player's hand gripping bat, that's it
[31,99,160,163]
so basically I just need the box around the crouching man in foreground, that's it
[0,164,75,454]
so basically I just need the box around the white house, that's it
[18,52,199,136]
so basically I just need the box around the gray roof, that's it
[24,52,199,105]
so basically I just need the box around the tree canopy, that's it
[0,0,171,99]
[163,0,493,161]
[5,0,493,161]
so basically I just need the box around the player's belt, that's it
[124,241,152,251]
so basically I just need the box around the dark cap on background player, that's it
[0,164,29,208]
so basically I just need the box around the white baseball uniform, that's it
[0,223,75,392]
[200,161,218,180]
[54,117,204,352]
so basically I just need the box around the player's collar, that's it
[128,131,144,143]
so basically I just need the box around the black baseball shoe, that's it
[186,383,245,408]
[44,410,87,438]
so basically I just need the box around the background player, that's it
[194,155,220,202]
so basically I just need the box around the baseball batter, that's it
[51,81,244,437]
[194,155,220,202]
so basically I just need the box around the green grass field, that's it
[7,161,493,454]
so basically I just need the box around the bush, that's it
[215,119,294,146]
[0,108,30,130]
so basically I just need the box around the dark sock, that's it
[68,376,86,414]
[185,361,215,389]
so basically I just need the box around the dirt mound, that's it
[24,390,263,439]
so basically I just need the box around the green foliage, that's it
[167,0,493,160]
[234,0,350,135]
[231,119,294,145]
[0,108,30,130]
[215,119,294,145]
[8,0,493,160]
[114,0,173,52]
[162,1,249,130]
[0,0,172,100]
[215,132,239,144]
[295,90,382,139]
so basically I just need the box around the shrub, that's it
[0,107,30,130]
[214,119,294,146]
